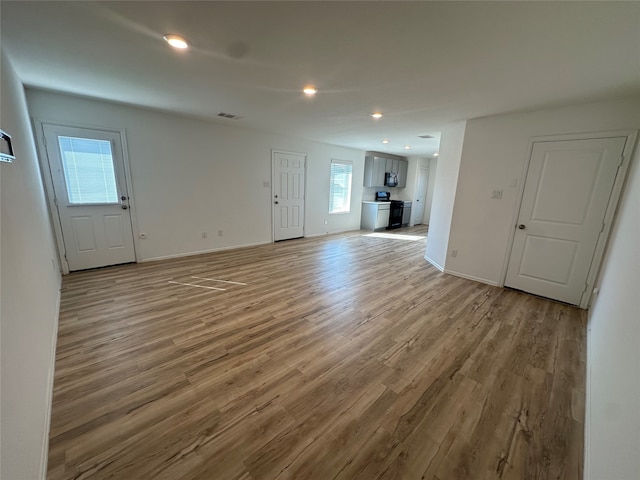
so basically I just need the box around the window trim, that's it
[328,159,353,215]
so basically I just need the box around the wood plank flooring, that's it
[47,226,586,479]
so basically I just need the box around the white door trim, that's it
[271,149,307,242]
[33,118,140,274]
[500,129,637,309]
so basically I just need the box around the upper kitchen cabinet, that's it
[386,158,393,173]
[363,152,409,188]
[363,156,387,187]
[397,159,408,188]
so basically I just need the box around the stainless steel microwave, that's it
[384,172,398,187]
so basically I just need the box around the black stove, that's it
[388,200,404,229]
[375,192,404,229]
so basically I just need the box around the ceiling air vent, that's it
[217,112,242,120]
[418,134,434,139]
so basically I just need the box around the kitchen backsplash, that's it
[363,186,409,201]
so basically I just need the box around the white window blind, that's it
[329,160,353,214]
[58,136,118,204]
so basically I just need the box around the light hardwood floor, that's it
[47,226,586,480]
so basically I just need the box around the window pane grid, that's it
[329,160,353,214]
[58,136,119,204]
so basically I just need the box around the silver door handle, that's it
[122,205,128,210]
[518,224,526,229]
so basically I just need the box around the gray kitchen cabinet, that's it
[376,205,390,229]
[397,159,409,188]
[361,201,390,230]
[401,201,412,226]
[363,156,387,187]
[363,153,409,188]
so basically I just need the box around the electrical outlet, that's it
[263,181,271,188]
[451,249,458,258]
[139,233,147,239]
[217,230,223,237]
[491,190,503,200]
[201,232,207,239]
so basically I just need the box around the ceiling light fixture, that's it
[382,139,390,144]
[163,34,189,49]
[404,145,411,150]
[371,112,383,119]
[434,152,439,157]
[303,86,318,96]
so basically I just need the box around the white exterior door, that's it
[413,166,429,225]
[272,150,306,241]
[42,124,136,271]
[505,136,627,305]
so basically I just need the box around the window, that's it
[329,160,353,214]
[58,136,119,204]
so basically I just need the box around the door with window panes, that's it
[42,124,136,271]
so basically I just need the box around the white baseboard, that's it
[443,268,500,286]
[304,232,330,238]
[141,241,271,263]
[40,277,62,479]
[143,229,374,262]
[305,227,361,238]
[584,317,593,480]
[424,255,445,272]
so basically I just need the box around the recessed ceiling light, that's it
[371,112,383,119]
[434,152,439,157]
[303,86,318,96]
[404,145,411,150]
[382,139,389,144]
[163,34,189,49]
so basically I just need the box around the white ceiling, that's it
[2,1,639,157]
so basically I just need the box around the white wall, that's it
[1,50,62,480]
[424,121,466,270]
[445,97,640,285]
[586,145,639,480]
[26,90,365,261]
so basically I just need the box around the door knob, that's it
[274,201,279,205]
[518,224,526,229]
[121,196,128,201]
[122,205,128,210]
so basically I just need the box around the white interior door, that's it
[42,124,136,271]
[413,166,429,225]
[272,151,306,241]
[505,136,627,305]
